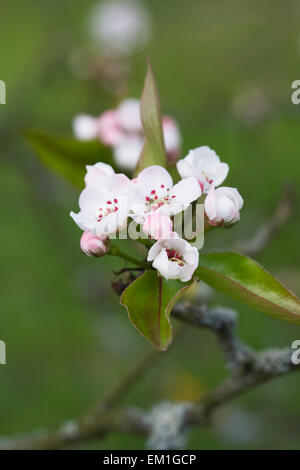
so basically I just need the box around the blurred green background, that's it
[1,0,300,449]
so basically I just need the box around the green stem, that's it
[109,244,148,268]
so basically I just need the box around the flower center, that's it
[144,186,176,212]
[97,198,119,222]
[166,248,185,266]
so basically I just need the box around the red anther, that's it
[146,196,150,202]
[107,200,112,204]
[114,198,118,204]
[161,184,165,188]
[151,190,156,195]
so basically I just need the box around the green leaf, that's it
[195,251,300,324]
[120,270,193,350]
[135,61,167,175]
[25,129,114,188]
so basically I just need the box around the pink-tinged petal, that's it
[85,163,113,187]
[137,165,173,195]
[204,186,217,220]
[215,197,236,222]
[73,114,99,141]
[106,173,130,195]
[80,231,108,257]
[143,212,173,240]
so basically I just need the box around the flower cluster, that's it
[71,147,243,282]
[73,98,181,170]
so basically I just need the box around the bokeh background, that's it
[1,0,300,449]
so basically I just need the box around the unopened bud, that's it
[80,231,109,257]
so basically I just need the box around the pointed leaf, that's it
[135,62,167,175]
[25,129,114,188]
[196,252,300,324]
[121,270,193,350]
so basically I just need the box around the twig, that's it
[233,182,294,257]
[1,304,299,449]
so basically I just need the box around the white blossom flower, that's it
[70,167,130,237]
[130,165,201,223]
[80,231,109,257]
[205,186,243,225]
[177,146,229,193]
[147,234,199,282]
[88,0,152,55]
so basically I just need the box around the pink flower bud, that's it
[80,231,109,257]
[143,212,173,240]
[205,186,243,226]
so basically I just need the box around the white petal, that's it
[152,248,170,278]
[70,211,96,232]
[94,162,115,175]
[85,164,111,188]
[189,146,220,170]
[171,177,201,209]
[211,162,229,187]
[147,239,163,261]
[78,187,103,213]
[176,158,196,179]
[137,165,173,195]
[106,173,130,196]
